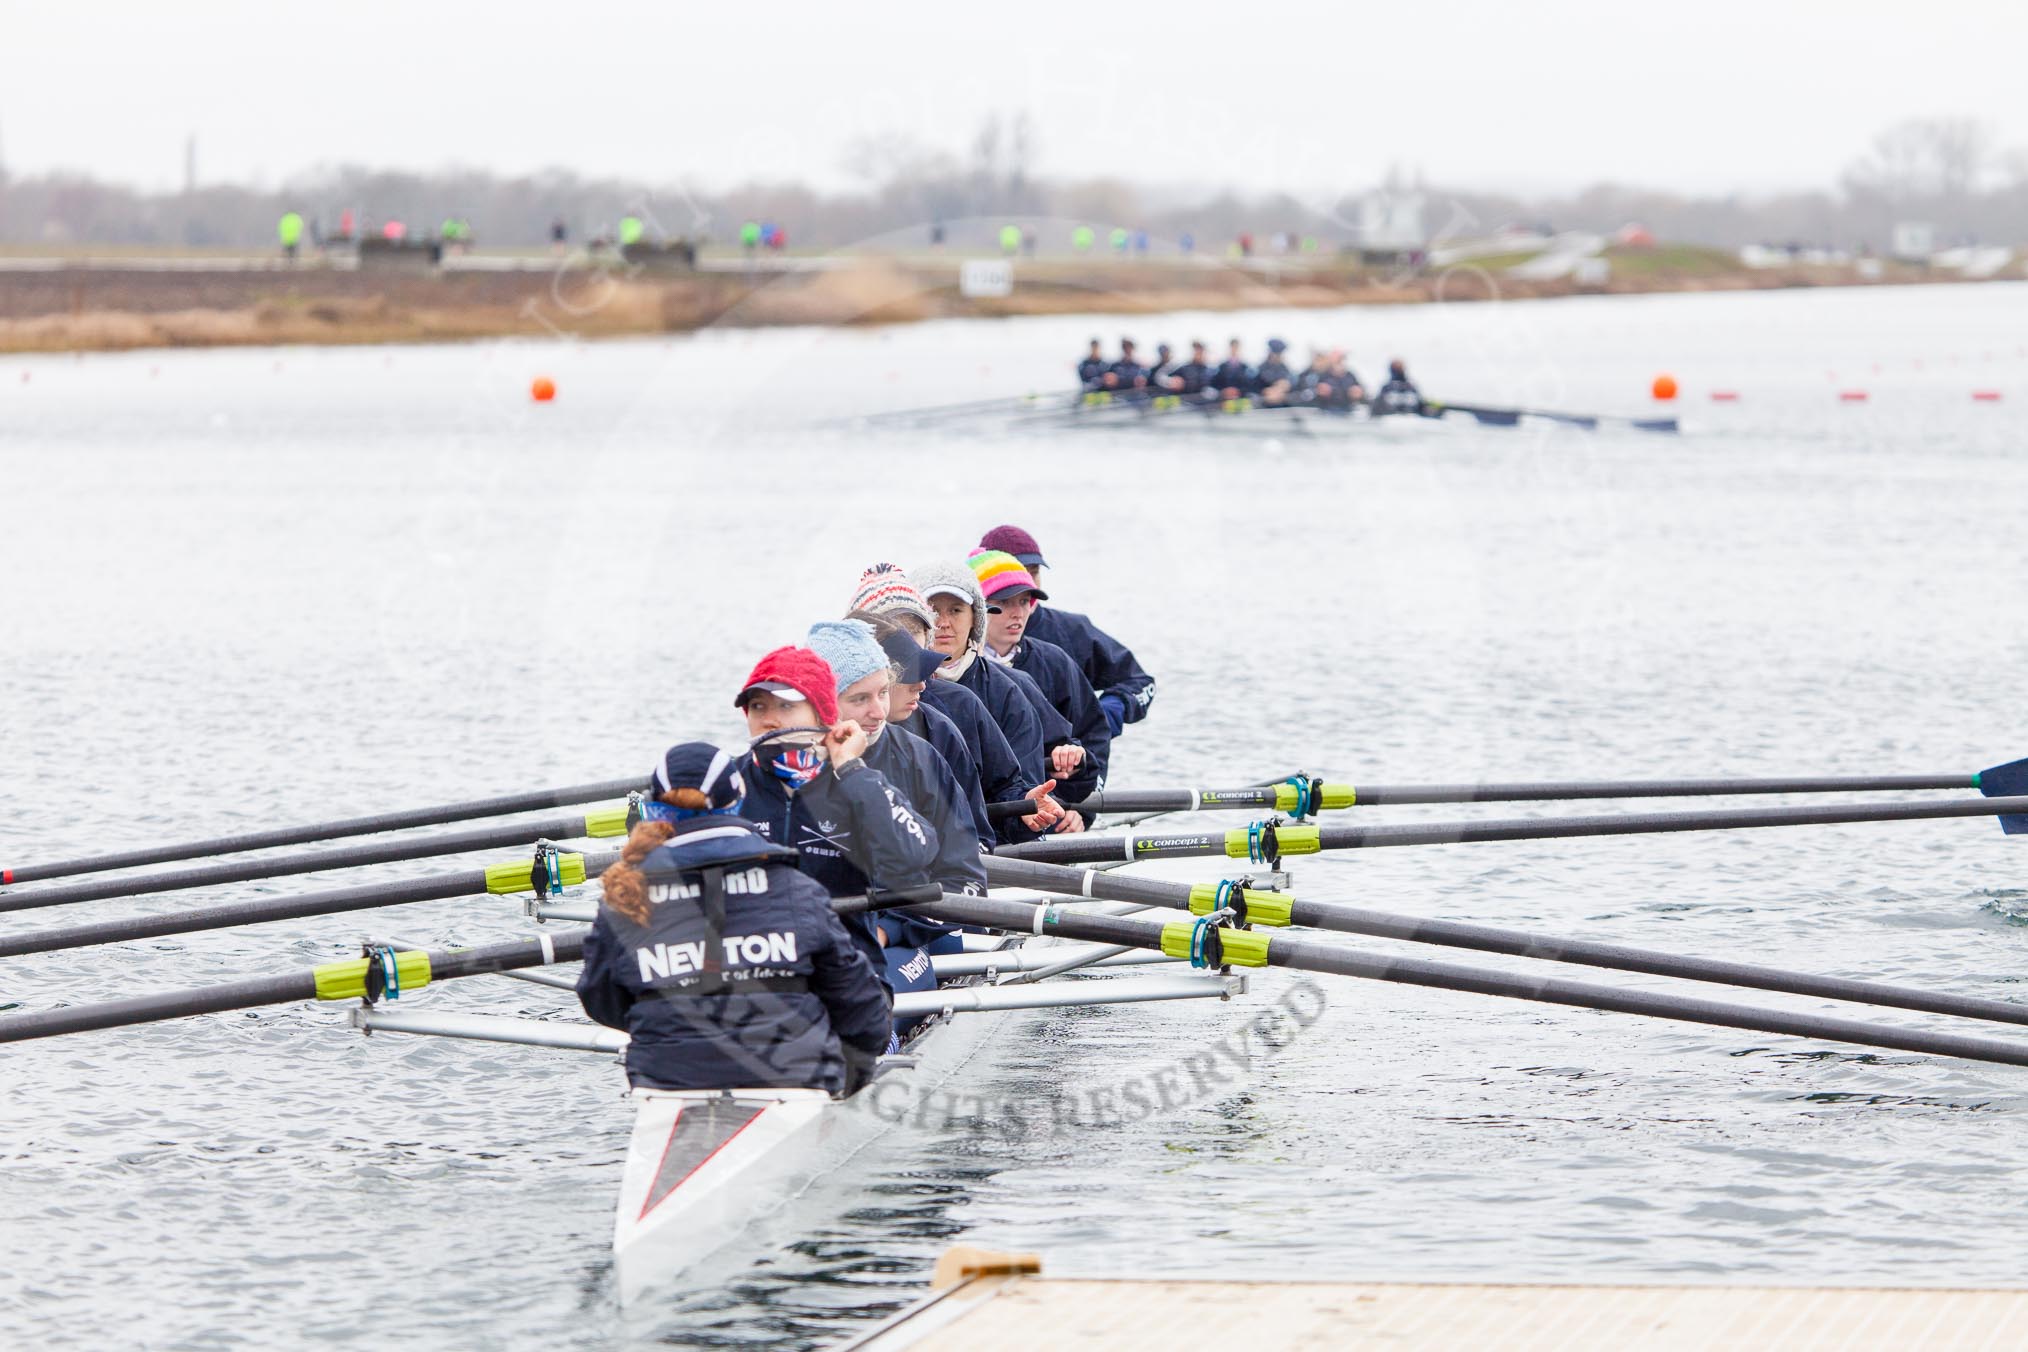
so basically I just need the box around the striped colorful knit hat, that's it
[848,562,933,629]
[966,548,1050,602]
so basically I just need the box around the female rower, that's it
[976,525,1155,737]
[576,742,892,1095]
[851,563,1080,838]
[913,561,1099,807]
[967,549,1113,785]
[731,644,942,986]
[854,607,1076,841]
[803,618,987,900]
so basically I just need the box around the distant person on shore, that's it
[550,217,568,254]
[1374,359,1426,416]
[1076,338,1107,388]
[278,211,303,263]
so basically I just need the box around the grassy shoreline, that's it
[0,248,2011,355]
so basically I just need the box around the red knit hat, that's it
[734,646,839,725]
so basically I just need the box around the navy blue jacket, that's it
[1376,377,1424,414]
[917,679,1044,845]
[576,818,892,1093]
[1077,356,1108,387]
[1004,637,1111,785]
[1168,360,1214,395]
[941,661,1050,787]
[1211,358,1254,395]
[1023,605,1156,731]
[736,754,940,982]
[1256,356,1293,390]
[899,702,994,844]
[953,656,1095,799]
[861,721,987,898]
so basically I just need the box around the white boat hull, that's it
[611,944,1016,1302]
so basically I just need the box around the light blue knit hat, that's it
[805,618,890,693]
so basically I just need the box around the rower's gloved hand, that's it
[1099,695,1127,739]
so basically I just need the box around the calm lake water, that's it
[3,282,2027,1349]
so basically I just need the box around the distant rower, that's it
[1374,359,1427,416]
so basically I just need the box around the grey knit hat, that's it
[912,561,986,648]
[805,619,891,693]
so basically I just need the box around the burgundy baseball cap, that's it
[978,524,1045,571]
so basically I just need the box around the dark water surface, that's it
[3,284,2027,1348]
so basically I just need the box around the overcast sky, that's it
[5,0,2025,201]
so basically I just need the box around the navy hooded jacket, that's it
[916,679,1042,844]
[859,719,988,951]
[736,752,939,982]
[1023,604,1156,731]
[576,818,892,1094]
[943,660,1052,784]
[897,701,994,844]
[999,638,1110,791]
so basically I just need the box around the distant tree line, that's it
[1,117,2023,253]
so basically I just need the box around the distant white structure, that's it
[1891,221,1935,263]
[1355,193,1426,257]
[959,259,1013,298]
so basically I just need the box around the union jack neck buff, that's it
[769,747,824,790]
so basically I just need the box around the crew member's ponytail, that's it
[599,785,710,925]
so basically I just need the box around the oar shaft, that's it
[988,774,1978,821]
[993,795,2028,864]
[1355,774,1974,803]
[0,850,621,960]
[917,893,2028,1071]
[983,856,2028,1029]
[2,777,637,885]
[0,933,587,1044]
[0,810,626,914]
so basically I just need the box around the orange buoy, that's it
[1710,391,1739,402]
[531,376,556,402]
[1839,390,1869,402]
[1651,374,1678,401]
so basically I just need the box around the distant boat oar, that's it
[985,856,2028,1030]
[850,391,1050,426]
[910,893,2028,1071]
[2,776,638,885]
[994,794,2028,865]
[986,763,2014,821]
[0,808,632,914]
[1428,399,1679,434]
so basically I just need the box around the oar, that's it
[3,776,638,885]
[984,856,2028,1030]
[0,849,620,960]
[0,808,633,914]
[907,893,2028,1071]
[853,391,1052,426]
[0,884,941,1042]
[992,794,2028,865]
[0,932,590,1044]
[1428,399,1678,434]
[984,762,2016,822]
